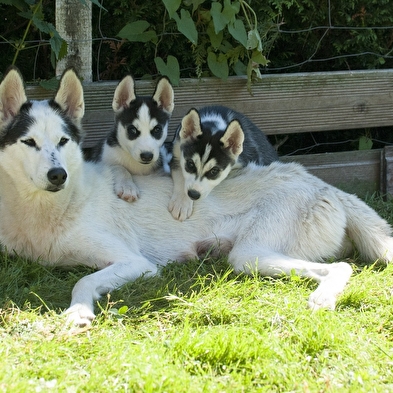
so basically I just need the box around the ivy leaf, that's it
[173,10,198,44]
[228,19,247,47]
[359,136,373,150]
[207,52,229,79]
[210,2,227,33]
[207,21,223,50]
[154,55,180,86]
[251,50,269,66]
[39,77,60,91]
[162,0,181,18]
[118,21,157,43]
[183,0,206,14]
[222,0,239,23]
[247,28,262,52]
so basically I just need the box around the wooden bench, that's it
[26,69,393,197]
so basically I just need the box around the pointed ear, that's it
[54,68,85,127]
[220,120,244,157]
[153,77,174,114]
[179,109,202,141]
[112,75,136,113]
[0,66,27,130]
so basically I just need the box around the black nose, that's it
[140,151,153,163]
[47,167,67,186]
[188,189,201,200]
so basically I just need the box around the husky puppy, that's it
[1,67,393,327]
[169,105,279,220]
[87,75,174,202]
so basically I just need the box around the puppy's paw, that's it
[115,180,140,202]
[168,194,194,221]
[64,303,95,327]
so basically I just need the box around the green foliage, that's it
[0,0,66,67]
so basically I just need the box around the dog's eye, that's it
[126,125,139,140]
[21,138,37,147]
[151,125,163,139]
[59,137,69,146]
[185,159,196,173]
[207,167,220,179]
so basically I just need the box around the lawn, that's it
[0,196,393,392]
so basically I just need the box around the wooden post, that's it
[55,0,92,82]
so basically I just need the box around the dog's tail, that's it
[339,191,393,263]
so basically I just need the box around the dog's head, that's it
[0,66,85,193]
[176,108,244,200]
[111,75,174,166]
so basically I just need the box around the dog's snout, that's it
[188,189,201,200]
[140,151,153,163]
[47,167,67,186]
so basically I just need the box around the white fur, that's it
[1,69,393,328]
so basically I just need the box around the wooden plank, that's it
[25,69,393,147]
[381,146,393,197]
[282,149,381,197]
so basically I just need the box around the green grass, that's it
[1,197,393,392]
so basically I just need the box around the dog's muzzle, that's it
[188,189,201,200]
[47,167,67,191]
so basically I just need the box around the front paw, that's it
[168,194,194,221]
[115,180,140,202]
[64,303,95,327]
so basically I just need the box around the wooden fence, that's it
[26,69,393,197]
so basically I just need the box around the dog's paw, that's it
[64,304,95,327]
[168,195,194,221]
[308,262,353,311]
[115,180,140,202]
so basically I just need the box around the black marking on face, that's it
[116,96,170,141]
[126,125,140,140]
[151,124,163,140]
[181,127,235,178]
[0,100,82,150]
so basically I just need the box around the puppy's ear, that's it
[0,66,27,130]
[112,75,136,113]
[179,109,202,141]
[153,77,174,114]
[54,68,85,127]
[220,119,244,157]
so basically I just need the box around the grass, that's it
[1,197,393,392]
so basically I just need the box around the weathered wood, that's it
[381,146,393,197]
[26,69,393,148]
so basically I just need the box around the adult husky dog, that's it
[86,74,174,202]
[169,106,278,220]
[0,67,392,327]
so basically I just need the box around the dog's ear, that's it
[112,75,136,113]
[54,68,85,127]
[153,77,174,114]
[0,66,27,130]
[220,120,244,157]
[179,109,202,141]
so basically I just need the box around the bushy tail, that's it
[339,191,393,263]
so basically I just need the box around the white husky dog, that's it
[1,66,393,327]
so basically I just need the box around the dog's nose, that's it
[140,151,153,163]
[47,167,67,186]
[188,189,201,200]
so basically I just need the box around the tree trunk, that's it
[55,0,92,82]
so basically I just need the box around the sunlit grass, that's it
[0,196,393,392]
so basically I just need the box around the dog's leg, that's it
[228,247,353,311]
[168,167,194,221]
[64,257,157,326]
[111,164,140,202]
